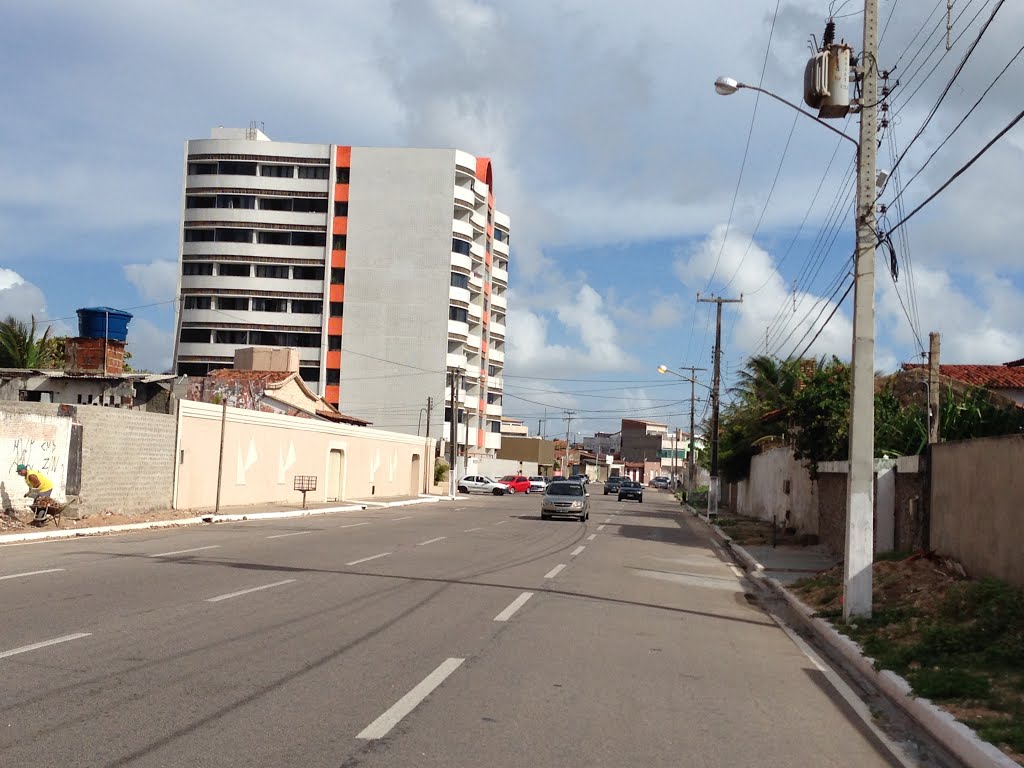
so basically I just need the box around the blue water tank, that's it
[76,307,133,342]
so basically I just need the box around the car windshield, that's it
[500,475,515,481]
[480,477,498,483]
[547,482,584,496]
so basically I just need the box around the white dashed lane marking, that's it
[357,658,465,740]
[205,579,296,603]
[0,633,91,660]
[266,531,311,539]
[417,536,447,546]
[494,592,533,622]
[347,552,391,566]
[570,546,585,557]
[544,564,566,579]
[149,545,220,558]
[0,568,65,581]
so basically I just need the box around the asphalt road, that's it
[0,488,916,767]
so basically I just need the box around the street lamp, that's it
[713,62,879,620]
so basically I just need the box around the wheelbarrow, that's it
[29,496,77,527]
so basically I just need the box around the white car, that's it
[457,475,510,495]
[528,476,548,493]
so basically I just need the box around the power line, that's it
[791,279,855,361]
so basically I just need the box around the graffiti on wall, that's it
[0,413,71,509]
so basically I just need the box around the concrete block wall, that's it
[894,455,925,552]
[815,471,848,555]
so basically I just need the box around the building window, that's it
[291,300,321,314]
[251,298,288,312]
[449,307,468,323]
[487,393,501,404]
[260,164,294,178]
[336,167,350,183]
[218,263,251,277]
[179,328,210,343]
[185,195,216,208]
[257,231,291,246]
[334,201,348,217]
[488,365,499,376]
[444,408,466,424]
[298,166,329,180]
[291,232,325,247]
[292,266,324,280]
[219,161,257,176]
[217,228,253,243]
[450,272,469,289]
[489,420,501,433]
[494,229,509,243]
[254,265,290,279]
[184,229,216,243]
[452,238,471,256]
[328,335,342,350]
[215,330,248,344]
[216,297,248,311]
[332,234,347,251]
[217,194,255,209]
[292,198,328,213]
[299,366,320,383]
[330,302,344,317]
[183,296,212,310]
[326,368,340,384]
[330,268,345,284]
[182,262,214,276]
[188,162,217,175]
[259,197,291,211]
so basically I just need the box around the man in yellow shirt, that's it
[17,464,54,501]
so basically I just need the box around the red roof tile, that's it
[902,363,1024,388]
[207,369,294,385]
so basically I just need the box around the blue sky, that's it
[2,1,1022,436]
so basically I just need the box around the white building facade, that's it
[173,129,510,456]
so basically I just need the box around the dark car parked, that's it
[618,480,643,503]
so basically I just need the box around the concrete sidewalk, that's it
[0,494,456,545]
[696,508,1018,768]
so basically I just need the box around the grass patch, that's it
[792,560,1024,763]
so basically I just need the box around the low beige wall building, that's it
[174,400,435,509]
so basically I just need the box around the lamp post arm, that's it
[736,83,859,149]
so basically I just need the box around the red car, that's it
[499,475,532,494]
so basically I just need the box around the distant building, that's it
[902,363,1024,406]
[500,416,529,436]
[582,431,620,455]
[173,128,511,461]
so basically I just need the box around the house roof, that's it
[1005,357,1024,368]
[621,418,667,427]
[902,363,1024,389]
[207,369,295,386]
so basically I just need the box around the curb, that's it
[0,495,456,546]
[704,523,1018,768]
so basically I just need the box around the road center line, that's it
[358,657,465,739]
[205,579,296,602]
[570,545,585,557]
[494,591,534,622]
[0,632,91,660]
[494,520,508,525]
[544,563,566,579]
[417,536,447,546]
[596,525,605,532]
[604,518,614,523]
[149,545,221,558]
[391,515,414,521]
[586,533,597,541]
[266,530,311,539]
[0,568,65,581]
[463,527,483,532]
[338,522,371,529]
[347,552,391,566]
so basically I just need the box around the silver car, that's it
[541,480,590,521]
[528,475,548,493]
[457,475,510,495]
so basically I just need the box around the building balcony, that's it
[465,333,481,351]
[485,431,502,451]
[467,301,483,319]
[493,238,510,257]
[451,252,473,273]
[470,209,486,230]
[449,286,471,305]
[447,319,469,339]
[446,352,468,370]
[489,347,505,363]
[180,275,324,295]
[463,365,480,380]
[486,402,503,417]
[470,241,485,259]
[455,150,477,175]
[488,376,503,391]
[491,293,507,310]
[183,208,327,229]
[181,241,324,261]
[494,210,511,229]
[453,184,476,208]
[489,321,506,339]
[452,218,474,239]
[186,174,329,195]
[442,423,469,445]
[491,265,508,285]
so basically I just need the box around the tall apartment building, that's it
[173,128,510,457]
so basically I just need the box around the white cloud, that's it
[124,316,173,374]
[123,260,177,303]
[0,268,49,322]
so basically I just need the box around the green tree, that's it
[0,315,59,368]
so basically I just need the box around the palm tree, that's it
[0,315,59,369]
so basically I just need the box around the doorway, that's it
[327,449,346,501]
[411,454,422,495]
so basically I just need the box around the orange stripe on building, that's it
[483,310,489,324]
[483,281,491,296]
[335,184,349,201]
[330,284,345,302]
[475,157,493,189]
[481,339,488,353]
[324,384,340,403]
[485,251,492,267]
[332,218,348,235]
[335,146,351,165]
[326,350,342,369]
[478,429,485,447]
[331,250,346,268]
[328,317,343,335]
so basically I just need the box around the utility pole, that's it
[843,0,880,621]
[698,295,742,518]
[928,332,941,444]
[538,407,547,439]
[424,396,433,494]
[447,368,460,496]
[673,365,707,498]
[562,410,575,476]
